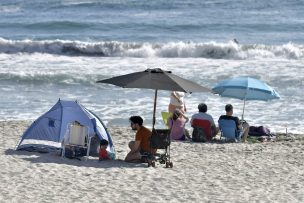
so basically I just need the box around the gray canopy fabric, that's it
[97,68,210,92]
[97,68,210,129]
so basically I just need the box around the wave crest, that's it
[0,38,303,59]
[0,72,100,86]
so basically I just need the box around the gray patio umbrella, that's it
[97,68,210,129]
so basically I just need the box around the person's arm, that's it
[108,151,116,160]
[167,116,173,128]
[171,91,181,103]
[130,141,140,153]
[210,117,216,127]
[180,111,189,123]
[235,117,242,130]
[190,114,199,126]
[211,124,217,132]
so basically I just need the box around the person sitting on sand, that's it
[99,139,115,160]
[125,116,152,163]
[219,104,249,142]
[191,103,219,138]
[168,109,191,140]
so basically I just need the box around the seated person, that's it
[99,139,115,160]
[218,104,249,142]
[191,103,219,138]
[125,116,152,163]
[167,109,191,140]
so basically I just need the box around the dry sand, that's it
[1,120,304,203]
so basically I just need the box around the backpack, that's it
[249,126,271,136]
[192,127,208,142]
[63,147,87,159]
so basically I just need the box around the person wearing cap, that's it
[191,103,218,137]
[167,109,190,140]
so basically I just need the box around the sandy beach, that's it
[1,120,303,202]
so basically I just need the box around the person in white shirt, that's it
[168,91,187,113]
[191,103,218,137]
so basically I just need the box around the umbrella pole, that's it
[152,89,158,130]
[242,100,246,121]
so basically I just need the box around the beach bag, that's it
[74,147,87,157]
[192,127,208,142]
[151,129,170,149]
[64,147,87,159]
[249,126,271,136]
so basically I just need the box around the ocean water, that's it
[0,0,303,133]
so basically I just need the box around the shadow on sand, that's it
[172,138,240,145]
[5,148,147,169]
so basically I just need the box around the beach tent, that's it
[16,99,115,155]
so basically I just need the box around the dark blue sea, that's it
[0,0,303,133]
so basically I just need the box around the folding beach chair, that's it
[161,111,172,129]
[191,119,213,142]
[218,119,241,142]
[62,121,91,160]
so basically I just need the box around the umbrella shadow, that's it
[4,148,147,169]
[173,138,241,145]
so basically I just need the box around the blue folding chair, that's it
[218,119,241,141]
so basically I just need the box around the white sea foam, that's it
[0,53,303,133]
[1,0,304,136]
[0,38,303,59]
[0,5,20,13]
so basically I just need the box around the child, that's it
[99,139,115,160]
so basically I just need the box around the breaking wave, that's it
[0,38,303,59]
[0,72,103,86]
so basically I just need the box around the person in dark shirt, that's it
[219,104,249,142]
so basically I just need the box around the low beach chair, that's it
[218,119,240,141]
[62,121,90,160]
[191,119,213,142]
[161,111,172,129]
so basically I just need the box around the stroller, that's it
[148,129,173,168]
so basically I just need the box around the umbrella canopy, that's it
[212,77,280,101]
[97,68,211,129]
[212,76,280,120]
[97,68,210,92]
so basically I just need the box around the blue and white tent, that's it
[16,99,115,155]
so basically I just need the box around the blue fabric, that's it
[212,77,280,101]
[218,119,240,140]
[17,99,115,154]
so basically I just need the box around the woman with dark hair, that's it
[168,109,190,140]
